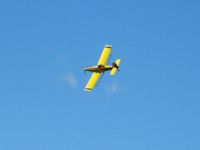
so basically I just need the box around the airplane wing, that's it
[97,45,112,65]
[84,72,101,91]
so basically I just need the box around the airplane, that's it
[83,45,121,91]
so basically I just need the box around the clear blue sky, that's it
[0,0,200,149]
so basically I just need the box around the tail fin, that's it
[110,59,121,76]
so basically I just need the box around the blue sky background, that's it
[0,0,200,149]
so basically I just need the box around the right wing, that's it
[97,45,112,65]
[84,72,101,91]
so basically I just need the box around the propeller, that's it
[82,66,86,75]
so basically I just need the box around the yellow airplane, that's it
[83,45,121,91]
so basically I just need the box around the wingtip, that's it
[105,44,112,48]
[84,88,92,92]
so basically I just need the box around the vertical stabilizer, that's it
[110,59,121,76]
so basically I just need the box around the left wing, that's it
[97,45,112,65]
[84,72,101,91]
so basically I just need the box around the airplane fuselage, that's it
[83,65,113,73]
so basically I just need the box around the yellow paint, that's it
[97,46,111,65]
[110,59,121,76]
[84,45,121,91]
[84,72,101,91]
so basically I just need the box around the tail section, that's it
[110,59,121,76]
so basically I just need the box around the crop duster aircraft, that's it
[83,45,121,91]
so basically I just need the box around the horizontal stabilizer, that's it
[110,59,121,76]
